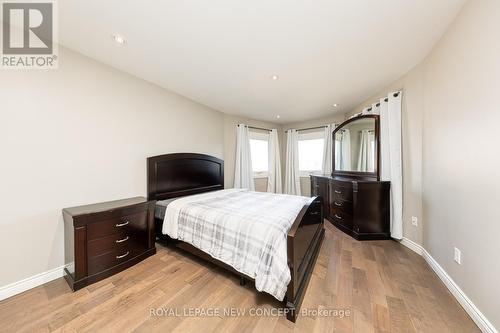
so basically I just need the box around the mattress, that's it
[154,198,178,219]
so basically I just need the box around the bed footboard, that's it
[285,196,325,322]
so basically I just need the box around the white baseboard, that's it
[400,237,423,255]
[0,265,65,302]
[399,238,497,333]
[422,250,498,333]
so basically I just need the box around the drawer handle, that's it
[334,202,342,207]
[116,236,129,243]
[334,190,342,194]
[116,251,130,259]
[334,214,342,220]
[115,221,129,227]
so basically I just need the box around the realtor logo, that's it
[1,1,58,68]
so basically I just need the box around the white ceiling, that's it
[59,0,465,124]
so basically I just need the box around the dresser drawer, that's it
[87,232,142,258]
[330,199,353,216]
[330,181,353,202]
[330,207,353,230]
[87,240,145,276]
[311,176,327,196]
[87,210,147,241]
[311,176,330,217]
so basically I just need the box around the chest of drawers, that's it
[63,197,156,291]
[311,175,390,240]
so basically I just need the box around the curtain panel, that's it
[379,92,403,239]
[234,124,255,190]
[267,129,282,193]
[321,124,334,175]
[284,129,301,195]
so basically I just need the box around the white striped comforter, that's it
[162,189,310,300]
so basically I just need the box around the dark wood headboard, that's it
[147,153,224,201]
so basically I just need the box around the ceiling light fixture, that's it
[333,103,339,107]
[112,34,126,45]
[271,75,279,80]
[276,115,280,119]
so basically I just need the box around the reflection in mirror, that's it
[334,117,376,173]
[356,130,375,172]
[334,130,351,170]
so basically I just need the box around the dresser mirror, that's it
[311,114,388,240]
[332,115,380,179]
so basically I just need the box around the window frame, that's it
[297,130,325,177]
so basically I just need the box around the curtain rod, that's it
[247,125,272,132]
[248,124,331,132]
[296,125,327,132]
[369,91,401,109]
[338,129,375,133]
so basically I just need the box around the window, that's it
[249,131,269,178]
[298,131,324,176]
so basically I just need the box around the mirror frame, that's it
[332,114,380,180]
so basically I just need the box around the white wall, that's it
[0,47,227,287]
[421,0,500,328]
[348,0,500,328]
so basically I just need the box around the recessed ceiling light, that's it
[271,75,279,80]
[112,34,126,45]
[276,115,280,119]
[333,103,339,107]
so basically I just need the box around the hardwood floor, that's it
[0,222,479,333]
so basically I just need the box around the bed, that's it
[147,153,325,322]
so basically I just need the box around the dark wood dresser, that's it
[311,175,390,240]
[63,197,156,291]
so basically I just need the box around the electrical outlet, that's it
[411,216,418,226]
[454,247,462,265]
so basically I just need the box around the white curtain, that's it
[335,129,351,170]
[356,130,375,172]
[284,129,301,195]
[380,92,403,239]
[321,124,334,175]
[234,124,255,190]
[267,129,282,193]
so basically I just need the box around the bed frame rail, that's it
[285,196,325,322]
